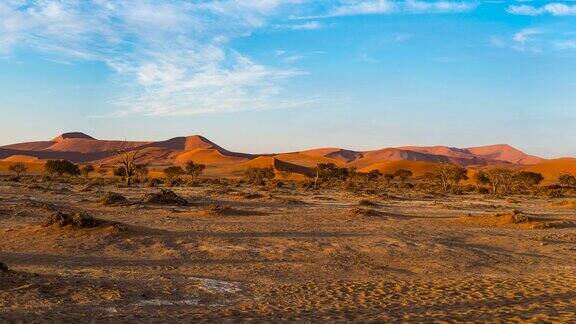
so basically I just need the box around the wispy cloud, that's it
[296,0,477,19]
[287,21,324,30]
[490,27,576,54]
[0,0,312,116]
[507,3,576,16]
[490,28,543,53]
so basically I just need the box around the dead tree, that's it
[116,148,147,186]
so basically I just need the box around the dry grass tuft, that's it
[232,191,264,200]
[358,199,378,207]
[455,210,552,229]
[43,211,127,232]
[101,192,129,206]
[143,189,188,206]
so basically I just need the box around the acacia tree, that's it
[116,148,147,186]
[8,163,28,179]
[514,171,544,192]
[428,163,468,191]
[482,168,514,195]
[184,161,206,181]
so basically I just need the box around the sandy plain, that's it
[1,178,575,322]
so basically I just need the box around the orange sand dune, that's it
[300,148,363,163]
[398,146,474,159]
[350,148,448,169]
[467,144,543,165]
[2,141,56,151]
[51,132,96,142]
[46,138,149,153]
[2,155,40,163]
[0,132,552,174]
[522,158,576,181]
[174,148,248,165]
[274,152,345,168]
[0,161,45,173]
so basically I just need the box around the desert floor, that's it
[1,179,576,322]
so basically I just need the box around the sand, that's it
[1,178,575,321]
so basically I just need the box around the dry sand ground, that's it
[1,179,576,322]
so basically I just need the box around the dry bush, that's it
[233,191,264,200]
[148,178,163,187]
[358,199,378,207]
[347,207,380,217]
[101,192,129,206]
[143,189,188,205]
[43,211,99,228]
[44,212,127,231]
[267,195,305,205]
[313,195,335,201]
[460,210,552,229]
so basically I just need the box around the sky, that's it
[0,0,575,157]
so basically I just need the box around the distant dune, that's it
[0,131,561,179]
[1,155,40,163]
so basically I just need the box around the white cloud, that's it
[0,0,311,116]
[288,21,324,30]
[489,28,576,54]
[507,3,576,16]
[513,28,541,44]
[298,0,477,18]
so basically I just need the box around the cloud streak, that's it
[296,0,477,19]
[507,3,576,16]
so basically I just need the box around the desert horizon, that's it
[2,0,576,322]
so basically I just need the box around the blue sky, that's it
[1,0,576,157]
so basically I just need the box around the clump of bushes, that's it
[8,162,28,182]
[148,178,163,187]
[101,192,128,206]
[45,160,80,178]
[143,189,188,205]
[245,167,275,186]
